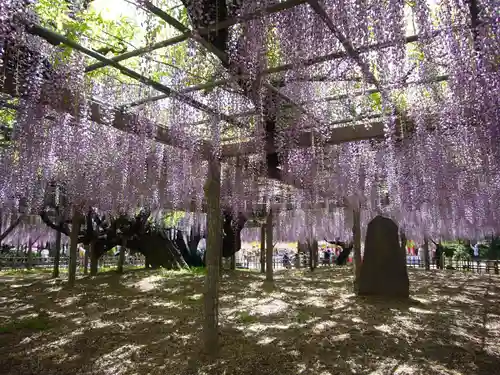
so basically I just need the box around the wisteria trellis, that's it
[0,0,498,245]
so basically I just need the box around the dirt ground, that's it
[0,267,499,375]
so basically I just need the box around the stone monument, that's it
[358,215,409,298]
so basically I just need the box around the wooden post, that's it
[89,241,98,276]
[266,210,273,282]
[313,239,319,269]
[83,243,89,275]
[231,156,241,273]
[423,237,430,271]
[117,238,126,274]
[27,237,33,270]
[68,209,81,287]
[52,228,62,278]
[260,223,266,273]
[308,241,312,271]
[352,205,362,292]
[296,242,302,268]
[203,155,222,356]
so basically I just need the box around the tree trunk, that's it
[308,241,314,271]
[296,242,302,269]
[90,241,98,276]
[203,156,222,356]
[117,240,126,274]
[260,223,266,273]
[312,240,319,270]
[0,215,23,243]
[352,206,362,292]
[423,237,430,271]
[52,228,62,278]
[68,210,81,287]
[27,237,33,270]
[83,244,89,275]
[230,254,236,270]
[265,210,273,282]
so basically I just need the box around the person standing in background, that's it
[471,243,480,259]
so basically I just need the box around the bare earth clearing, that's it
[0,268,499,375]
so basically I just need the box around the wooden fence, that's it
[2,253,498,275]
[0,255,145,270]
[235,254,500,274]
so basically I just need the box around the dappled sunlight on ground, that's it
[0,267,499,375]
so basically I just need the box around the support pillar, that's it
[52,227,62,278]
[117,238,126,274]
[68,209,81,287]
[308,240,318,271]
[203,155,222,356]
[83,244,89,275]
[27,237,33,270]
[265,210,273,282]
[423,237,430,271]
[89,241,98,276]
[260,223,266,273]
[352,205,362,292]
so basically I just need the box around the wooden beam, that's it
[121,27,457,108]
[120,79,230,109]
[85,0,308,72]
[307,0,393,106]
[0,39,212,157]
[143,1,324,131]
[178,74,448,131]
[221,120,386,158]
[26,24,248,131]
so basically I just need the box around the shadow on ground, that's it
[0,266,499,375]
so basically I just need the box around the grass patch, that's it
[295,310,311,324]
[0,265,144,277]
[238,311,258,323]
[160,266,206,277]
[96,265,143,274]
[235,267,258,273]
[0,268,53,276]
[0,315,51,334]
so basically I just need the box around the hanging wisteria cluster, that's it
[0,0,499,245]
[0,215,68,247]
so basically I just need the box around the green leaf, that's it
[266,25,281,68]
[368,92,382,112]
[164,211,186,227]
[408,44,425,62]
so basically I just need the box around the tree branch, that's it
[0,216,23,242]
[39,209,70,237]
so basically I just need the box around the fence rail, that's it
[234,254,500,274]
[0,255,145,270]
[1,253,498,275]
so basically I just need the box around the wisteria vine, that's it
[0,0,499,246]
